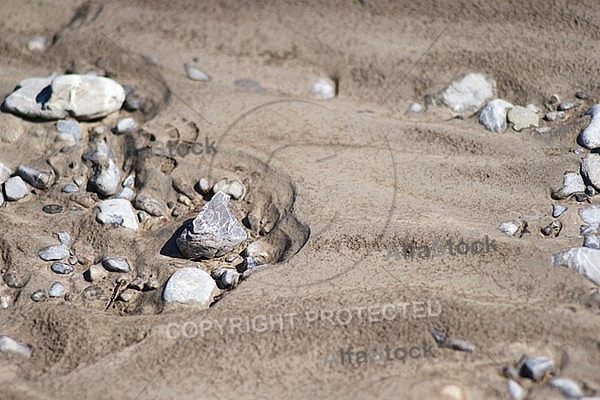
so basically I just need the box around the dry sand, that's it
[0,0,599,399]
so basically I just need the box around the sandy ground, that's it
[0,0,600,399]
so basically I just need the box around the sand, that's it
[0,0,599,399]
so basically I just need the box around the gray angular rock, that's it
[2,76,66,120]
[184,64,210,81]
[162,267,217,308]
[579,104,600,150]
[51,262,74,275]
[48,282,65,298]
[0,162,12,184]
[134,194,167,217]
[4,176,28,201]
[579,203,600,230]
[551,247,600,285]
[479,99,513,132]
[101,257,130,273]
[0,336,32,358]
[552,204,567,218]
[56,120,81,141]
[39,244,70,261]
[441,73,496,113]
[507,106,538,131]
[583,234,600,249]
[95,199,139,231]
[552,172,586,199]
[17,165,53,190]
[114,186,135,201]
[89,158,121,197]
[176,191,247,259]
[56,231,71,246]
[519,356,555,381]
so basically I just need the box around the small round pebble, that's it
[62,183,80,193]
[172,209,182,217]
[48,282,65,298]
[407,102,422,113]
[31,290,47,302]
[51,262,74,275]
[68,256,78,265]
[102,257,131,273]
[198,178,210,194]
[42,204,63,214]
[115,118,136,134]
[184,64,210,81]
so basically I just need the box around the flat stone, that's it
[162,267,217,308]
[184,64,210,81]
[552,172,586,200]
[39,244,70,261]
[27,35,48,52]
[62,183,79,193]
[4,176,28,201]
[479,99,513,132]
[441,72,496,113]
[134,194,167,217]
[17,165,53,190]
[30,290,46,302]
[0,336,32,358]
[551,247,600,285]
[0,162,12,184]
[578,104,600,150]
[519,356,555,381]
[95,199,139,231]
[101,257,130,273]
[407,102,422,113]
[55,231,71,246]
[176,191,247,259]
[508,106,538,131]
[234,79,264,92]
[311,78,335,100]
[557,101,578,111]
[51,262,73,274]
[2,76,66,120]
[86,264,108,281]
[56,120,81,141]
[212,179,245,200]
[48,282,65,298]
[42,204,63,214]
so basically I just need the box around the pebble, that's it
[583,234,600,249]
[39,244,70,261]
[128,276,145,291]
[519,356,555,381]
[407,102,422,113]
[48,282,65,298]
[212,179,245,200]
[101,257,130,273]
[430,328,475,352]
[118,289,135,302]
[579,104,600,150]
[122,174,135,188]
[578,203,600,230]
[240,256,261,272]
[0,191,4,207]
[123,87,141,111]
[114,186,136,201]
[70,193,96,208]
[575,91,589,100]
[176,192,248,259]
[547,376,583,398]
[0,336,32,358]
[552,204,567,218]
[2,76,66,119]
[172,209,182,217]
[440,72,496,113]
[86,264,108,282]
[0,162,12,184]
[310,78,336,100]
[3,270,30,288]
[498,221,521,237]
[0,294,12,309]
[526,104,540,113]
[134,194,167,216]
[56,231,71,246]
[479,99,513,132]
[535,126,551,134]
[162,267,218,308]
[145,278,160,291]
[178,195,192,207]
[62,183,80,193]
[42,204,63,214]
[551,172,586,199]
[115,118,136,134]
[27,35,48,52]
[172,178,199,203]
[68,255,78,265]
[56,120,81,141]
[30,290,46,302]
[225,254,238,263]
[17,165,53,190]
[551,247,600,285]
[544,111,565,121]
[197,178,210,194]
[4,176,29,200]
[95,199,139,231]
[234,79,264,92]
[507,106,539,131]
[50,262,74,274]
[184,64,210,81]
[506,380,525,400]
[137,210,149,223]
[89,159,121,197]
[540,221,562,237]
[557,101,578,111]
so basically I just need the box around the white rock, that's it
[0,294,12,309]
[506,380,524,400]
[55,231,71,246]
[56,120,81,141]
[115,118,136,134]
[4,176,29,201]
[507,106,538,131]
[548,377,583,399]
[498,221,520,237]
[552,204,567,218]
[583,234,600,249]
[122,174,135,188]
[551,247,600,285]
[0,191,4,207]
[579,104,600,150]
[89,158,121,197]
[311,78,335,100]
[184,64,210,81]
[212,179,245,200]
[579,203,600,230]
[0,163,12,184]
[545,111,565,121]
[479,99,513,132]
[27,35,48,52]
[526,104,540,113]
[3,76,66,120]
[552,172,586,199]
[0,336,32,358]
[48,282,65,298]
[162,267,217,308]
[581,153,600,190]
[95,199,139,231]
[441,73,496,113]
[101,257,130,273]
[45,75,126,121]
[39,244,70,261]
[114,186,135,201]
[198,178,210,193]
[407,102,422,113]
[17,165,53,190]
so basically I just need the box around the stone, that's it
[479,99,513,132]
[310,78,335,100]
[0,113,25,143]
[535,126,551,134]
[2,76,66,120]
[134,194,167,217]
[48,282,65,298]
[0,294,12,309]
[498,221,521,237]
[507,106,538,131]
[56,231,71,246]
[0,191,4,207]
[17,165,53,190]
[42,204,63,214]
[548,377,583,399]
[123,87,141,111]
[0,336,32,358]
[212,179,245,200]
[506,380,525,400]
[137,210,149,223]
[0,163,12,184]
[575,91,589,100]
[552,204,567,218]
[4,176,28,200]
[176,192,248,259]
[526,104,539,113]
[581,153,600,191]
[39,244,70,261]
[115,118,136,134]
[114,187,135,201]
[579,104,600,150]
[86,264,108,281]
[184,64,210,81]
[68,256,78,265]
[50,262,75,275]
[56,120,81,141]
[101,257,130,273]
[27,35,48,52]
[552,172,586,200]
[197,178,210,194]
[122,174,135,188]
[407,102,422,113]
[519,356,555,381]
[557,101,578,111]
[62,183,79,193]
[579,203,600,230]
[95,199,139,231]
[162,267,217,308]
[545,111,565,121]
[3,270,29,288]
[441,72,496,113]
[583,234,600,249]
[234,79,264,92]
[30,290,46,302]
[551,247,600,285]
[89,158,121,197]
[45,74,126,121]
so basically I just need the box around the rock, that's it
[4,176,29,200]
[0,336,32,358]
[519,356,555,381]
[526,104,540,113]
[552,204,567,218]
[545,111,565,121]
[212,179,245,200]
[551,247,600,285]
[51,262,74,275]
[310,78,335,100]
[557,101,578,111]
[430,328,475,352]
[114,186,135,201]
[101,257,130,273]
[3,270,29,288]
[115,118,136,134]
[506,380,525,400]
[0,294,12,309]
[575,91,589,100]
[95,199,139,231]
[62,183,79,193]
[137,210,149,223]
[0,163,12,184]
[122,174,135,188]
[56,120,81,141]
[583,234,600,249]
[197,178,210,194]
[2,76,66,119]
[535,126,551,134]
[547,377,583,399]
[89,159,121,197]
[68,256,78,265]
[498,220,523,237]
[48,282,65,298]
[70,193,96,208]
[581,153,600,190]
[541,221,562,237]
[479,99,513,132]
[407,102,422,113]
[39,244,70,261]
[184,64,210,81]
[17,165,53,190]
[579,104,600,150]
[587,185,597,196]
[239,256,261,272]
[27,35,48,52]
[128,276,145,291]
[507,106,538,131]
[552,172,586,200]
[123,86,141,111]
[212,267,240,289]
[56,231,71,246]
[579,203,600,230]
[234,79,264,92]
[118,289,135,302]
[176,192,247,259]
[172,177,200,202]
[162,267,218,308]
[45,75,126,121]
[441,72,496,113]
[42,204,63,214]
[134,194,167,217]
[86,264,108,281]
[0,191,3,207]
[30,290,46,302]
